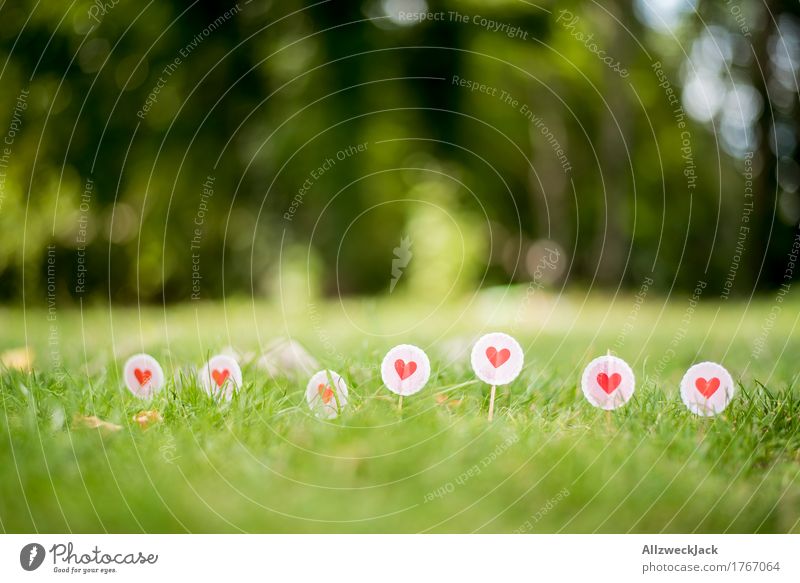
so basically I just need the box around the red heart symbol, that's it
[211,369,230,387]
[596,372,622,394]
[134,368,152,386]
[486,347,511,368]
[317,383,334,404]
[695,377,720,398]
[394,359,417,380]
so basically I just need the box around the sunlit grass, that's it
[1,291,799,533]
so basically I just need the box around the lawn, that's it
[1,288,799,533]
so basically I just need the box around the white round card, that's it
[199,354,243,400]
[680,361,735,416]
[306,370,349,419]
[470,332,524,386]
[581,355,635,410]
[380,344,431,396]
[123,353,165,398]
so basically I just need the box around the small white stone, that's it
[258,338,319,377]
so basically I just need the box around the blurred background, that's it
[0,0,798,305]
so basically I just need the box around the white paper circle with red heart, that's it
[581,355,635,410]
[306,369,349,419]
[199,354,243,400]
[381,344,431,396]
[123,353,165,398]
[470,333,524,386]
[680,361,735,416]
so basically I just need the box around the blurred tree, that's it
[0,0,796,304]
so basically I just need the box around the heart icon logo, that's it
[695,377,720,398]
[317,383,334,404]
[394,359,418,380]
[211,369,230,387]
[134,368,152,386]
[486,347,511,368]
[596,372,621,394]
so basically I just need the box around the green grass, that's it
[1,289,799,533]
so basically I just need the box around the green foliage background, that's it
[0,0,798,304]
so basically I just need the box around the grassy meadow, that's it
[1,288,799,533]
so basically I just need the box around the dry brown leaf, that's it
[372,395,397,403]
[435,394,463,408]
[73,414,122,433]
[132,410,162,429]
[1,347,34,371]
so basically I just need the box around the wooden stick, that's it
[398,395,403,412]
[488,385,497,422]
[605,349,613,424]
